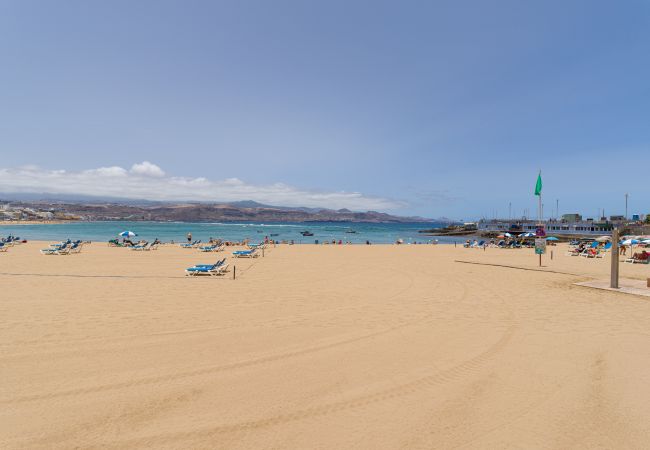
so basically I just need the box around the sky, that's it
[0,0,649,220]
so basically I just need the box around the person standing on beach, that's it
[187,232,192,244]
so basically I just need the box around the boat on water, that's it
[270,233,279,237]
[300,231,314,236]
[345,230,357,234]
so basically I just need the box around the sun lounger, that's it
[2,236,21,246]
[232,249,258,258]
[185,263,229,276]
[132,242,150,251]
[190,258,226,269]
[566,248,584,256]
[180,240,201,248]
[625,253,650,264]
[580,249,598,258]
[199,244,224,252]
[41,243,69,255]
[185,259,228,276]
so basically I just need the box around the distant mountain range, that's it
[0,194,446,223]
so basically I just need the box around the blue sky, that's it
[1,0,648,219]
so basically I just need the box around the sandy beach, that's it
[2,241,650,449]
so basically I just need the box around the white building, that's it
[478,219,616,236]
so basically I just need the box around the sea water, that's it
[0,221,463,244]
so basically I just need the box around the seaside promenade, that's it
[2,242,650,448]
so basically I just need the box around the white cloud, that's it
[0,162,404,211]
[85,166,128,177]
[130,161,165,177]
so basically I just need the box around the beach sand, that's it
[2,242,650,448]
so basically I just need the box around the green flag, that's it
[534,172,542,196]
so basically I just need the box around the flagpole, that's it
[536,170,543,267]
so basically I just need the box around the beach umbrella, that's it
[620,239,639,246]
[595,236,611,242]
[520,232,535,238]
[119,231,137,238]
[504,232,512,237]
[546,237,559,241]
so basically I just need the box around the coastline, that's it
[0,220,77,226]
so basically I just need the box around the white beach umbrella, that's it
[119,231,137,238]
[595,236,611,242]
[620,239,639,246]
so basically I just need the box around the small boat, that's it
[270,233,279,237]
[345,230,357,234]
[301,231,314,236]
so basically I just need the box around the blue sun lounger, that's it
[180,240,201,248]
[185,258,228,276]
[41,242,70,254]
[233,249,258,258]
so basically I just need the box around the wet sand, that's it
[2,242,650,449]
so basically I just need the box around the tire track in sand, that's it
[111,294,514,448]
[0,266,450,405]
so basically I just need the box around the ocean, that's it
[0,221,460,244]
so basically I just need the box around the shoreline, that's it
[0,220,77,226]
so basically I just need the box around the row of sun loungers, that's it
[40,240,84,255]
[183,241,268,252]
[185,245,266,275]
[131,242,159,251]
[180,240,202,248]
[566,242,611,258]
[199,243,224,252]
[1,235,22,249]
[107,239,160,250]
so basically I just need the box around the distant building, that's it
[479,218,617,236]
[561,213,582,222]
[609,215,625,221]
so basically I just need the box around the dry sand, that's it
[2,241,650,449]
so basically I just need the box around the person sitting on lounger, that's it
[631,250,649,261]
